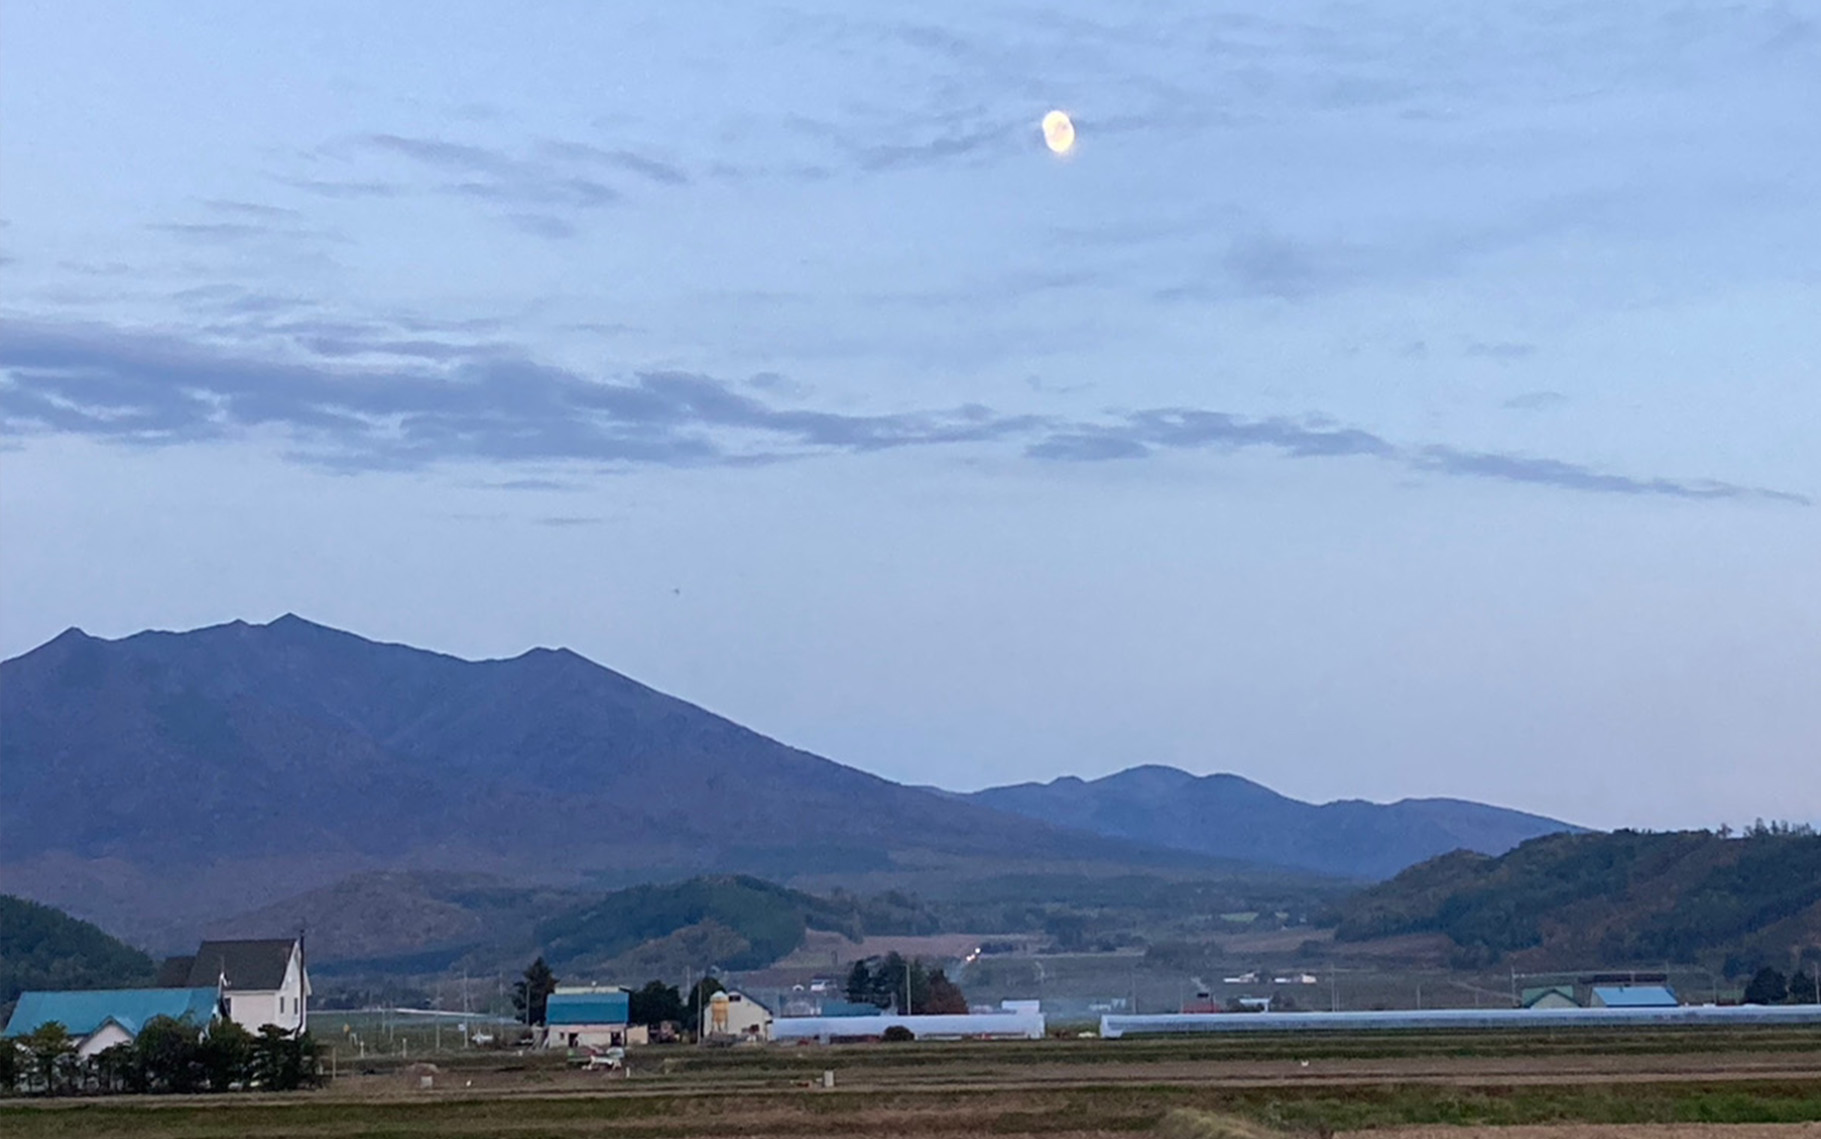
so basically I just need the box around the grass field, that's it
[5,1027,1819,1138]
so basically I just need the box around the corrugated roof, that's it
[816,1000,883,1018]
[546,990,629,1026]
[1593,984,1678,1007]
[185,940,297,990]
[4,988,220,1038]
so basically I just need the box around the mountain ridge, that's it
[0,616,1226,944]
[965,765,1583,880]
[4,616,1576,947]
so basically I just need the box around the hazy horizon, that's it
[4,2,1817,832]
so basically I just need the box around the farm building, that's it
[3,987,221,1057]
[159,938,310,1034]
[705,990,772,1042]
[543,986,646,1050]
[1589,984,1678,1008]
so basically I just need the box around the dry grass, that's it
[4,1029,1820,1138]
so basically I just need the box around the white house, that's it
[159,939,310,1034]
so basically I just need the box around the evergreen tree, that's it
[1743,966,1788,1005]
[511,957,559,1026]
[628,980,684,1026]
[923,968,969,1015]
[1788,967,1820,1004]
[195,1018,254,1091]
[133,1015,204,1093]
[844,959,874,1005]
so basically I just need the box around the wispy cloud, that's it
[329,132,682,231]
[0,318,1803,505]
[1503,390,1569,411]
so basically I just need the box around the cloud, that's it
[1413,447,1809,504]
[345,132,652,225]
[201,199,305,221]
[1467,341,1539,361]
[537,141,689,186]
[1503,390,1569,411]
[0,318,1803,505]
[502,213,580,240]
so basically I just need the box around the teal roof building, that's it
[4,987,221,1052]
[546,988,630,1026]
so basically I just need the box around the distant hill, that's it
[0,895,155,1011]
[537,875,877,974]
[966,766,1581,880]
[0,616,1219,944]
[1334,829,1821,971]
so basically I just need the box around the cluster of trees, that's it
[0,1018,321,1098]
[627,977,735,1028]
[844,953,968,1014]
[1743,965,1821,1005]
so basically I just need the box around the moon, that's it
[1041,110,1076,155]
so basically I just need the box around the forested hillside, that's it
[1335,828,1821,973]
[0,895,155,1011]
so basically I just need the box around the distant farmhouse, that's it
[156,938,310,1035]
[5,936,309,1053]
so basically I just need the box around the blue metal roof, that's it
[545,990,629,1026]
[816,1000,884,1018]
[4,988,220,1038]
[1592,984,1679,1007]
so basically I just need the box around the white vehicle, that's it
[582,1046,626,1071]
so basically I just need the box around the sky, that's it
[2,1,1818,830]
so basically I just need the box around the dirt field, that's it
[4,1028,1818,1138]
[1369,1122,1821,1129]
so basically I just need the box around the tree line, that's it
[844,952,968,1014]
[1743,965,1821,1006]
[1,1017,321,1098]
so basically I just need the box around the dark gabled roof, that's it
[185,939,297,991]
[155,956,197,988]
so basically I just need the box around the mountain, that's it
[965,765,1582,880]
[0,895,156,1011]
[0,616,1220,944]
[1334,829,1821,970]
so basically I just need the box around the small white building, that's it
[160,938,309,1034]
[705,990,773,1042]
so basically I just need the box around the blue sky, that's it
[3,1,1818,828]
